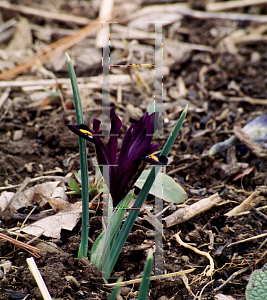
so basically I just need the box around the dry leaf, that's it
[21,202,82,239]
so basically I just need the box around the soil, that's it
[1,1,267,299]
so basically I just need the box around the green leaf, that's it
[135,170,187,203]
[160,105,188,157]
[68,177,81,193]
[137,249,153,300]
[66,53,89,258]
[90,190,134,270]
[246,263,267,300]
[108,277,123,300]
[146,104,162,138]
[74,170,82,184]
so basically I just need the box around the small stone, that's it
[65,275,80,288]
[251,51,261,63]
[159,296,169,300]
[126,103,143,120]
[181,255,190,264]
[146,230,155,238]
[13,129,23,141]
[0,260,12,274]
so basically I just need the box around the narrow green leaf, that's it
[68,177,81,193]
[160,105,188,157]
[135,170,187,203]
[137,249,153,300]
[66,53,89,258]
[74,170,82,184]
[66,53,84,123]
[90,190,134,270]
[108,277,123,300]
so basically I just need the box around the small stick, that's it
[0,175,70,191]
[0,233,42,258]
[163,193,222,228]
[178,6,267,23]
[0,87,11,109]
[0,2,91,25]
[206,0,267,12]
[173,231,214,277]
[227,232,267,247]
[233,127,266,158]
[105,268,195,287]
[225,191,260,217]
[0,21,102,80]
[181,274,196,298]
[212,266,250,294]
[0,74,132,88]
[229,96,267,105]
[197,279,214,299]
[27,257,52,300]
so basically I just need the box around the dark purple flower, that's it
[68,108,167,207]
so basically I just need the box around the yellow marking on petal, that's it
[148,154,159,162]
[80,129,93,137]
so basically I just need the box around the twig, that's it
[206,0,267,12]
[27,257,52,300]
[227,232,267,247]
[0,177,30,218]
[177,6,267,23]
[0,233,42,258]
[163,193,222,228]
[181,274,196,298]
[208,230,215,251]
[0,18,17,33]
[212,267,250,294]
[229,96,267,105]
[105,268,195,287]
[167,161,198,175]
[20,207,37,230]
[0,2,91,26]
[255,249,267,265]
[0,21,102,80]
[225,191,260,217]
[0,175,69,191]
[173,231,214,277]
[197,279,214,300]
[0,87,11,109]
[233,127,266,158]
[0,74,132,89]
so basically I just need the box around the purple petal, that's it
[94,138,111,165]
[113,160,141,205]
[93,119,101,134]
[106,108,122,164]
[146,143,160,155]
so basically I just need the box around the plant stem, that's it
[66,53,89,258]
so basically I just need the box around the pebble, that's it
[181,255,190,264]
[65,275,80,288]
[13,129,23,141]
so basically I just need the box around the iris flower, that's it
[68,108,167,207]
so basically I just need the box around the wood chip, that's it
[163,193,222,228]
